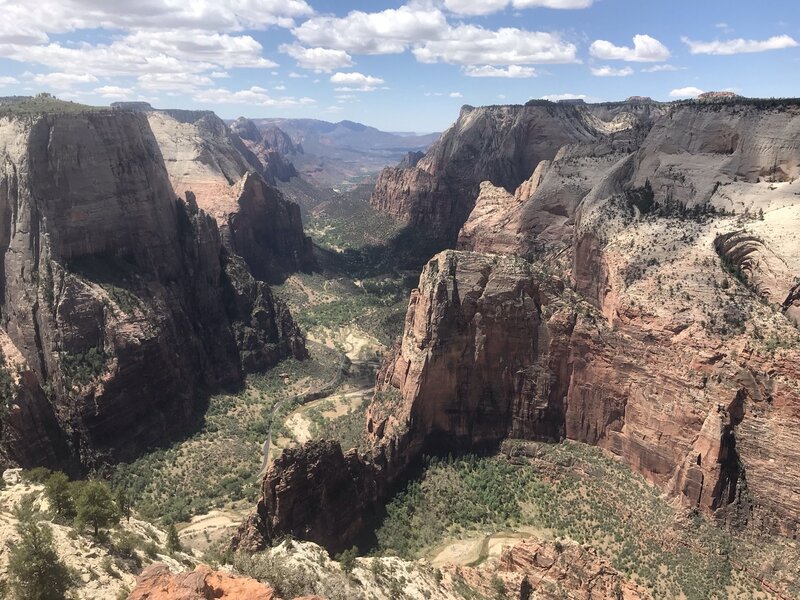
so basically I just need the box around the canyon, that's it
[2,93,800,600]
[243,97,800,564]
[0,99,308,471]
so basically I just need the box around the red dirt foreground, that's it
[127,563,327,600]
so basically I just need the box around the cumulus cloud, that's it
[669,86,704,98]
[0,1,298,95]
[590,65,633,77]
[94,85,134,98]
[540,93,588,101]
[137,72,214,92]
[0,31,276,78]
[414,26,578,65]
[330,71,386,92]
[463,64,537,77]
[449,91,463,98]
[444,0,592,14]
[280,43,354,72]
[31,72,98,89]
[293,5,448,55]
[0,76,19,85]
[590,34,670,62]
[682,34,798,55]
[293,5,576,68]
[642,64,683,72]
[0,0,312,43]
[194,86,315,106]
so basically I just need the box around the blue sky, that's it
[0,0,797,131]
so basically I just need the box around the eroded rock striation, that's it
[128,563,277,600]
[370,101,663,242]
[0,109,305,470]
[148,110,314,282]
[246,98,800,554]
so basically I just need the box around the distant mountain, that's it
[248,118,439,158]
[228,117,440,190]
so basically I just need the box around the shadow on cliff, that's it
[312,224,451,281]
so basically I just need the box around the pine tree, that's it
[44,472,75,521]
[166,523,182,553]
[7,513,71,600]
[115,487,131,523]
[75,480,118,538]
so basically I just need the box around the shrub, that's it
[44,472,75,520]
[166,524,182,553]
[75,480,119,537]
[7,515,72,600]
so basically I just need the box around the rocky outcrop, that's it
[233,440,378,555]
[370,102,663,242]
[231,118,300,183]
[495,539,650,600]
[148,111,313,282]
[247,99,800,555]
[0,109,305,470]
[128,564,277,600]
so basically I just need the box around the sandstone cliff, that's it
[231,117,301,183]
[246,99,800,554]
[370,101,663,242]
[148,110,313,282]
[0,109,305,470]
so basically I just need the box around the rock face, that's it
[494,539,650,600]
[148,111,313,282]
[370,102,663,242]
[128,564,276,600]
[233,440,377,555]
[247,98,800,553]
[230,118,300,183]
[0,109,305,470]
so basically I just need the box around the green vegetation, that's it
[166,524,182,553]
[75,480,119,538]
[374,441,780,600]
[111,343,343,524]
[6,499,72,600]
[0,351,14,419]
[0,94,102,118]
[44,472,76,521]
[60,347,108,388]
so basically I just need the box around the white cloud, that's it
[463,64,537,77]
[540,93,588,101]
[642,64,683,72]
[443,0,592,15]
[279,43,354,73]
[0,31,276,78]
[210,71,230,78]
[288,72,307,78]
[414,26,578,65]
[590,34,670,62]
[0,76,19,85]
[293,5,448,55]
[93,85,134,99]
[137,72,213,92]
[330,71,385,92]
[195,86,315,106]
[669,86,704,98]
[274,84,286,91]
[682,34,798,55]
[513,0,592,6]
[31,72,98,89]
[449,91,463,98]
[0,0,313,44]
[590,65,633,77]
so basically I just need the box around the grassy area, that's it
[0,94,103,117]
[110,343,342,525]
[374,441,791,600]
